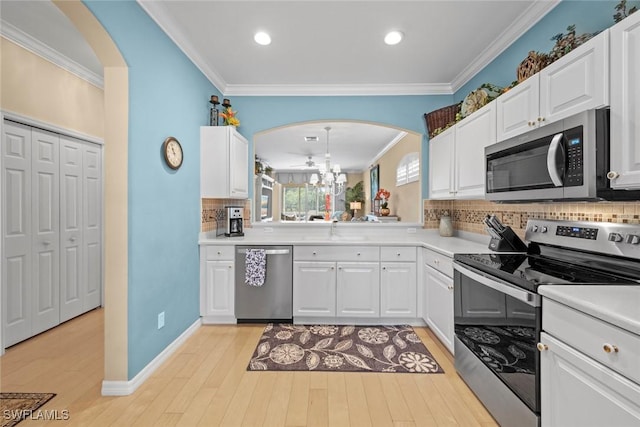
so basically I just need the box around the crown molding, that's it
[223,83,453,97]
[450,0,561,93]
[1,20,104,89]
[137,0,227,94]
[369,131,409,166]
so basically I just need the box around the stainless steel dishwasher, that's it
[235,245,293,322]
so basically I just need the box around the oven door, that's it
[453,263,541,415]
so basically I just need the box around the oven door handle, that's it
[454,263,541,307]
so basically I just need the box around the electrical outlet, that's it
[158,312,165,329]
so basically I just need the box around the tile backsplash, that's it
[424,199,640,239]
[201,198,252,232]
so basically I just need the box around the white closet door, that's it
[82,143,101,310]
[2,121,33,346]
[31,129,60,335]
[59,137,84,322]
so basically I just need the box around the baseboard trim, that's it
[101,318,201,396]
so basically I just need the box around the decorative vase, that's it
[380,207,390,216]
[439,213,453,237]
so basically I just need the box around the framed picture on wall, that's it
[370,164,379,201]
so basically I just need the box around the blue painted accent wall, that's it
[84,0,221,379]
[454,0,620,101]
[231,95,452,200]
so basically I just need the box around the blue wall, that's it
[84,0,221,379]
[455,0,620,101]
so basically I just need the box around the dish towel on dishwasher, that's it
[245,249,266,287]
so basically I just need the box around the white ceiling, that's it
[0,0,559,172]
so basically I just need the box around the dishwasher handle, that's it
[237,248,291,255]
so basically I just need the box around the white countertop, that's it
[539,285,640,336]
[199,227,492,257]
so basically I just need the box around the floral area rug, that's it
[0,393,56,427]
[247,324,444,373]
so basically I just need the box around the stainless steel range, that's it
[453,219,640,427]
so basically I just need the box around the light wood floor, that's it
[1,309,498,426]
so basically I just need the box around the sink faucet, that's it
[331,219,338,236]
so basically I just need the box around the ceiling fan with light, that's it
[288,155,317,169]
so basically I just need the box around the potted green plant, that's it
[344,181,365,218]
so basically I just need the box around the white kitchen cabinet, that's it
[610,12,640,189]
[200,126,249,199]
[428,126,454,199]
[293,261,336,317]
[429,102,495,200]
[421,248,454,353]
[380,246,417,318]
[380,262,416,317]
[336,262,380,317]
[200,245,235,323]
[2,121,102,347]
[454,101,496,198]
[497,31,609,142]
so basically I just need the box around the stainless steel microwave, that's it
[485,109,640,202]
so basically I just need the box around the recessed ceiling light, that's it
[384,31,403,46]
[254,31,271,46]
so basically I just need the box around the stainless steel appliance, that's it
[485,109,640,202]
[225,206,244,237]
[454,219,640,427]
[235,245,293,322]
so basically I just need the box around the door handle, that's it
[546,133,564,187]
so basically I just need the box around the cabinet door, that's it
[496,75,540,142]
[541,332,640,427]
[610,12,640,189]
[454,102,496,198]
[59,137,84,323]
[2,121,33,346]
[380,262,416,317]
[202,260,234,317]
[428,126,455,199]
[337,262,379,317]
[229,129,249,198]
[540,31,609,125]
[31,129,60,335]
[425,266,454,353]
[293,261,336,316]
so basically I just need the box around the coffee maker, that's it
[225,206,244,237]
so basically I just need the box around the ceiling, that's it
[0,0,558,172]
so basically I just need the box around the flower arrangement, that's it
[220,107,240,127]
[376,188,391,208]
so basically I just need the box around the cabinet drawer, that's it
[381,246,417,262]
[422,248,453,277]
[205,245,235,261]
[544,299,640,384]
[295,245,379,261]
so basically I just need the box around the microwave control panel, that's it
[565,126,583,187]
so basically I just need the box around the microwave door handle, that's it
[547,133,564,187]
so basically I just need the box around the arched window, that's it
[396,152,420,186]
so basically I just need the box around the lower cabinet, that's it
[200,246,235,323]
[540,332,640,427]
[336,262,380,317]
[293,261,337,317]
[422,247,455,353]
[380,262,416,317]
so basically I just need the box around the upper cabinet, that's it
[201,126,249,199]
[429,101,496,200]
[609,12,640,190]
[497,30,609,142]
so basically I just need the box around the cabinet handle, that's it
[312,251,317,256]
[538,117,545,122]
[43,241,51,246]
[217,251,221,255]
[607,171,620,180]
[70,236,76,242]
[603,343,619,354]
[397,253,401,257]
[228,265,232,269]
[433,259,439,264]
[382,266,387,270]
[536,343,548,352]
[357,252,361,256]
[332,266,336,270]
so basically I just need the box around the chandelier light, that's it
[309,127,347,197]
